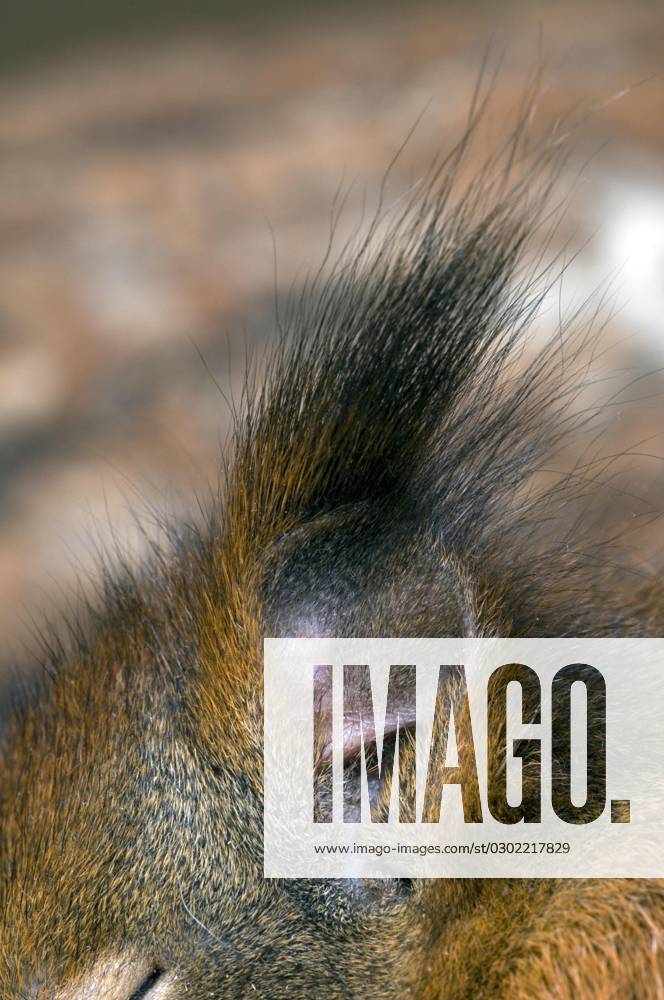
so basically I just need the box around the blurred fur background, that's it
[0,0,663,661]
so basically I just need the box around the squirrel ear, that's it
[262,505,473,642]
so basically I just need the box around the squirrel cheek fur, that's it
[0,90,663,999]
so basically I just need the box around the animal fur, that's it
[0,85,663,998]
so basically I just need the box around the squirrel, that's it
[1,88,663,999]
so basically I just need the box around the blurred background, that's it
[0,0,663,657]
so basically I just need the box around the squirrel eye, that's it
[56,959,171,1000]
[128,968,165,1000]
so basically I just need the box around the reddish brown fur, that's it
[1,89,663,998]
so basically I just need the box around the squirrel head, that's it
[0,104,655,998]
